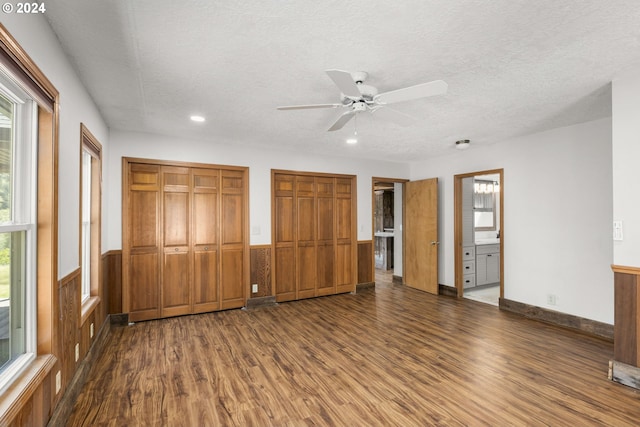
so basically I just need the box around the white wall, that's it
[106,130,409,249]
[3,16,109,279]
[612,67,640,267]
[410,118,614,324]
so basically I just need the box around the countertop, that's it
[475,239,500,245]
[374,232,394,237]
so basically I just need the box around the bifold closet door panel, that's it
[336,178,356,293]
[129,253,159,320]
[221,249,244,309]
[336,243,354,292]
[316,178,335,295]
[162,251,190,317]
[220,170,246,309]
[192,168,220,313]
[274,174,296,301]
[161,166,191,317]
[127,163,161,321]
[297,176,316,299]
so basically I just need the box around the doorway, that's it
[372,177,439,295]
[372,179,405,286]
[454,169,504,306]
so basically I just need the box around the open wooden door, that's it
[404,178,439,294]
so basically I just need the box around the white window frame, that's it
[81,149,91,303]
[79,124,101,323]
[0,70,38,392]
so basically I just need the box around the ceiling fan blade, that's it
[374,80,447,105]
[372,106,419,127]
[326,69,362,99]
[277,103,342,110]
[328,110,356,131]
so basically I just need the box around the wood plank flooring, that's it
[64,279,640,426]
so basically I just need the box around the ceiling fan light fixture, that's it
[455,139,470,150]
[346,115,358,144]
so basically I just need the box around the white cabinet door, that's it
[476,252,499,286]
[476,254,488,285]
[486,253,500,284]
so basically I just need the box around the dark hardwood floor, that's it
[64,278,640,426]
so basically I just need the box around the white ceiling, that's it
[44,0,640,162]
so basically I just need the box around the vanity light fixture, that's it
[455,139,470,150]
[190,115,206,122]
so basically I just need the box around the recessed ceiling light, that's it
[190,115,205,122]
[346,138,358,144]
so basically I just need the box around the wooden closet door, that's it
[126,163,161,322]
[296,176,316,299]
[192,168,220,313]
[316,177,335,296]
[220,170,246,309]
[336,178,356,294]
[161,166,192,317]
[274,174,296,302]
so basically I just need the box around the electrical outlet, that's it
[75,343,79,362]
[90,322,94,338]
[55,371,61,394]
[547,294,557,306]
[252,284,258,293]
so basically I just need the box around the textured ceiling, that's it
[44,0,640,162]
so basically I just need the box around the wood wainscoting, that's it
[612,265,640,365]
[2,265,112,426]
[0,355,56,426]
[59,270,81,397]
[103,250,123,315]
[249,245,272,298]
[57,269,109,402]
[610,265,640,389]
[357,240,374,286]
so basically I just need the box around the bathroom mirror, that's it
[473,179,497,231]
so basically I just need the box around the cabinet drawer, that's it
[463,274,476,288]
[476,244,500,255]
[463,246,475,260]
[462,260,475,274]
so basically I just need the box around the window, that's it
[0,69,37,387]
[80,124,101,319]
[81,150,91,302]
[0,24,58,406]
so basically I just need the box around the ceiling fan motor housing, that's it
[341,83,378,103]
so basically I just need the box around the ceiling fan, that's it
[277,69,447,131]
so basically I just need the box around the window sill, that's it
[80,295,101,326]
[0,354,57,425]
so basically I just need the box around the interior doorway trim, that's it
[371,177,409,284]
[453,169,504,299]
